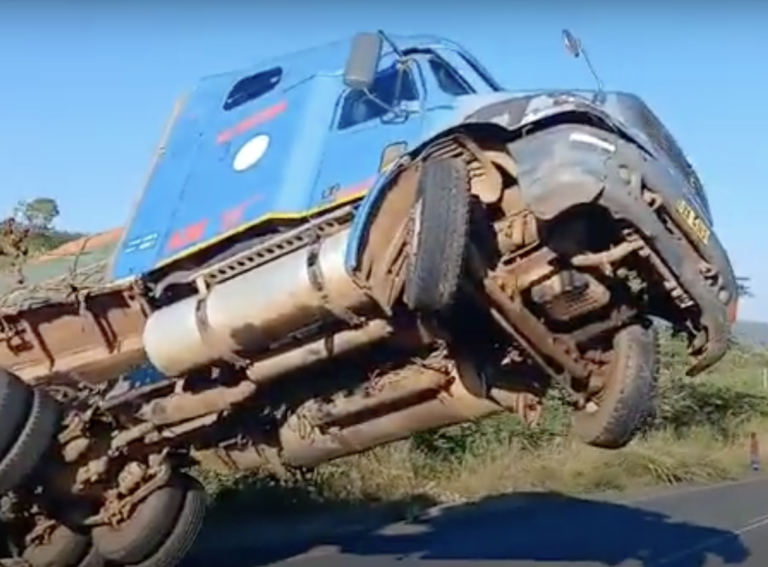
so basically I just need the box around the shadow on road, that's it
[233,491,752,567]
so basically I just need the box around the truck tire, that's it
[75,544,105,567]
[92,480,185,564]
[404,157,471,314]
[0,387,61,495]
[1,521,13,557]
[128,476,206,567]
[0,370,33,463]
[572,323,658,449]
[22,524,90,567]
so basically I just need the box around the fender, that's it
[344,99,641,274]
[343,121,506,274]
[344,154,412,274]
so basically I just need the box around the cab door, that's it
[312,54,426,207]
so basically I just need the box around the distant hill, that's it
[0,229,122,302]
[0,229,87,269]
[734,320,768,347]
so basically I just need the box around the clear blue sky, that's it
[1,2,765,319]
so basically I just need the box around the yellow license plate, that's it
[675,199,711,245]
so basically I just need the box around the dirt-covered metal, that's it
[0,30,738,567]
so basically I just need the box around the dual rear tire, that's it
[20,475,206,567]
[91,475,207,567]
[0,369,60,496]
[0,368,206,567]
[21,525,102,567]
[0,368,75,567]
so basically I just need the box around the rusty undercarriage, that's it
[0,127,734,567]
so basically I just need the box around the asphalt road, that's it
[229,475,768,567]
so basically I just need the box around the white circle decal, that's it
[232,134,270,172]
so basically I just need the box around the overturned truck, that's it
[0,31,737,567]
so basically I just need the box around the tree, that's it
[16,197,60,231]
[1,197,68,261]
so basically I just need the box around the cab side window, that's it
[338,63,418,130]
[427,56,474,96]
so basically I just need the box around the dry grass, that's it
[201,334,768,522]
[310,424,763,505]
[203,420,768,523]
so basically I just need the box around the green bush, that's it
[410,391,569,464]
[653,379,768,441]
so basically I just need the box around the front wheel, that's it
[572,323,658,449]
[404,156,472,314]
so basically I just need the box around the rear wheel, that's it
[92,474,206,567]
[0,370,33,463]
[0,380,61,495]
[572,323,658,449]
[92,480,185,564]
[128,477,206,567]
[21,524,92,567]
[75,544,105,567]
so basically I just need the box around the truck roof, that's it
[197,33,464,85]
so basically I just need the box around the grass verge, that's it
[199,332,768,523]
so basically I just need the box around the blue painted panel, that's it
[111,74,338,278]
[109,32,513,282]
[110,84,214,279]
[150,77,324,264]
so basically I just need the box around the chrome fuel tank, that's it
[143,228,373,377]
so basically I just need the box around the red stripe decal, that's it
[217,100,287,145]
[166,220,208,252]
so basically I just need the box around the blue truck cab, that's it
[110,30,736,452]
[0,31,741,567]
[0,32,743,567]
[111,34,506,280]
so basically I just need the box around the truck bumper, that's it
[508,125,736,374]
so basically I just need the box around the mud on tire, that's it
[0,370,33,466]
[21,524,92,567]
[0,383,61,495]
[572,323,658,449]
[92,474,206,567]
[92,479,185,564]
[128,475,206,567]
[404,157,471,313]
